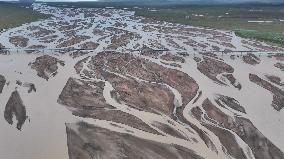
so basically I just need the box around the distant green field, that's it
[134,6,284,47]
[235,29,284,47]
[0,2,49,30]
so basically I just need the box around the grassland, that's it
[0,2,49,31]
[235,29,284,47]
[134,5,284,47]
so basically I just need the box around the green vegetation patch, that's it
[0,2,50,30]
[235,29,284,47]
